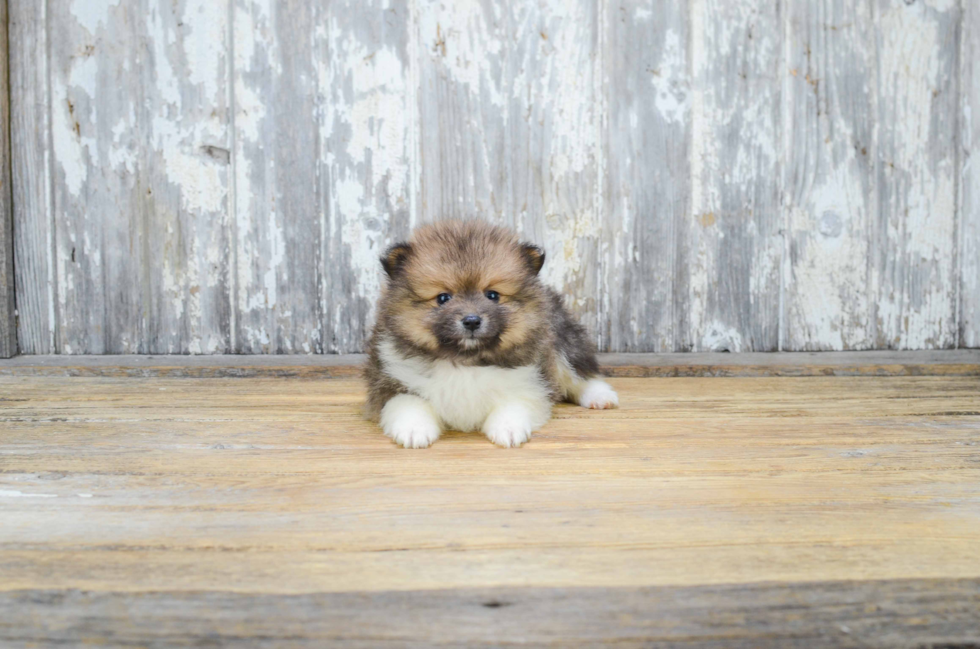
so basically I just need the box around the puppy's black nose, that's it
[461,315,482,331]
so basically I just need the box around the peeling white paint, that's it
[520,0,600,311]
[876,2,957,348]
[261,212,285,311]
[182,0,226,102]
[961,0,980,347]
[18,0,976,355]
[686,0,781,351]
[789,163,872,350]
[316,2,415,351]
[51,95,90,196]
[651,30,689,126]
[782,0,878,351]
[701,322,744,353]
[108,117,137,173]
[70,56,99,101]
[418,1,504,107]
[71,0,120,35]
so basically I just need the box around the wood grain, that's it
[47,0,143,353]
[0,374,978,644]
[782,0,875,351]
[9,0,54,354]
[1,350,978,378]
[686,0,781,352]
[962,0,979,348]
[2,579,978,647]
[8,1,978,353]
[0,0,14,358]
[599,0,689,353]
[232,0,320,354]
[141,0,234,355]
[1,375,979,592]
[416,0,600,331]
[318,0,415,354]
[874,0,960,350]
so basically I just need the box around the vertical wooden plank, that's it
[600,0,690,352]
[782,0,876,351]
[962,0,980,348]
[142,0,233,354]
[416,0,506,224]
[47,0,144,353]
[686,0,781,352]
[14,0,233,355]
[0,0,14,357]
[507,0,600,333]
[233,0,320,353]
[874,0,960,350]
[317,0,415,354]
[10,0,55,354]
[416,0,600,330]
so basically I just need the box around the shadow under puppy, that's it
[364,220,618,448]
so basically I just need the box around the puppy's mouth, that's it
[456,331,496,347]
[439,330,499,354]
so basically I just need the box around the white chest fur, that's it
[378,338,552,432]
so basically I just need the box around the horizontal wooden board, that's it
[1,579,978,647]
[1,350,978,378]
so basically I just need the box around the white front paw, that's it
[380,395,442,449]
[578,379,619,410]
[386,418,441,449]
[483,406,534,448]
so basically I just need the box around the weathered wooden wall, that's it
[8,0,976,354]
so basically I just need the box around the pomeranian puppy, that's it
[364,220,618,448]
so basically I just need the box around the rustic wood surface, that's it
[2,579,978,648]
[874,0,960,350]
[0,0,14,358]
[782,0,875,351]
[9,0,54,355]
[963,0,979,349]
[685,0,781,354]
[8,0,977,355]
[1,349,979,378]
[599,0,687,354]
[1,373,979,645]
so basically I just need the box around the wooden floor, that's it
[1,370,979,646]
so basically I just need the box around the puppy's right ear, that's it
[521,243,546,275]
[380,243,412,278]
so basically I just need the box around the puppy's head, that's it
[380,220,547,359]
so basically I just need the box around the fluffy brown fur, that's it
[364,220,617,448]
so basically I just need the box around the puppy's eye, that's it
[436,293,452,305]
[485,290,500,302]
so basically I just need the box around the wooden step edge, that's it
[0,350,978,378]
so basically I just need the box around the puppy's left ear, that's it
[521,243,546,275]
[381,243,412,278]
